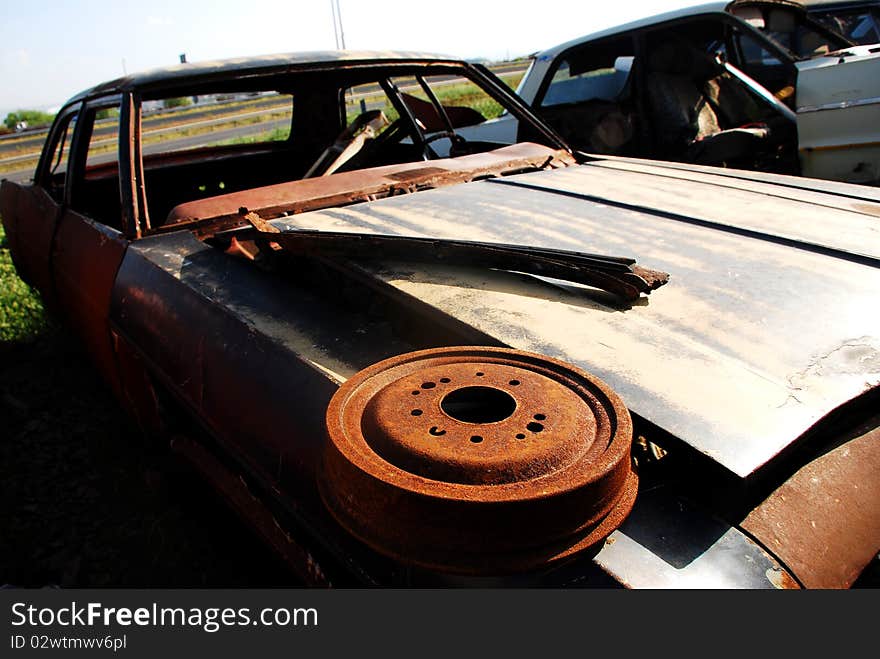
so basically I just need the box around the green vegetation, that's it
[215,126,290,146]
[403,73,525,121]
[0,220,48,342]
[499,72,525,90]
[96,108,120,121]
[139,109,291,151]
[4,109,56,131]
[146,95,290,126]
[162,96,193,109]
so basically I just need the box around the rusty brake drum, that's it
[320,346,637,575]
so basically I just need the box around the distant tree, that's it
[162,97,193,109]
[4,109,55,131]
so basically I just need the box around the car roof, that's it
[529,0,849,61]
[804,0,879,7]
[533,2,730,60]
[65,50,465,105]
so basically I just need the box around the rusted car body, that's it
[1,51,878,588]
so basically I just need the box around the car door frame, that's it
[50,92,137,401]
[0,103,82,310]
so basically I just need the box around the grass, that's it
[138,99,291,138]
[147,110,290,146]
[143,94,287,125]
[430,73,525,119]
[215,126,290,146]
[0,109,294,176]
[0,219,48,343]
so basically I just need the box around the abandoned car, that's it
[806,0,880,43]
[471,0,880,184]
[2,51,879,588]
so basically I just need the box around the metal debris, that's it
[320,346,638,575]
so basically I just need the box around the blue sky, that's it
[0,0,712,117]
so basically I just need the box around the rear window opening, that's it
[136,66,563,234]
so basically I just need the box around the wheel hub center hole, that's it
[440,386,517,424]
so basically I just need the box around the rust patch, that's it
[765,566,800,590]
[242,209,280,234]
[320,346,637,575]
[743,423,880,589]
[385,167,449,182]
[162,143,576,234]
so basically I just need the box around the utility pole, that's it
[330,0,346,50]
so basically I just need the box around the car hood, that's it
[276,156,880,477]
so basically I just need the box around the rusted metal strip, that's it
[242,210,280,234]
[162,143,576,232]
[236,218,669,302]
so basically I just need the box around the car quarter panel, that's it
[107,228,799,588]
[108,230,419,501]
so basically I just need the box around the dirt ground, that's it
[0,324,300,587]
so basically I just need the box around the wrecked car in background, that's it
[1,51,879,588]
[806,0,880,43]
[473,0,880,184]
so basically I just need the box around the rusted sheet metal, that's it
[109,231,445,582]
[321,346,636,575]
[110,328,164,436]
[110,230,419,498]
[171,435,332,586]
[0,182,61,305]
[163,143,575,231]
[0,181,22,269]
[111,228,799,587]
[277,162,880,477]
[742,423,880,588]
[51,210,129,401]
[111,236,336,494]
